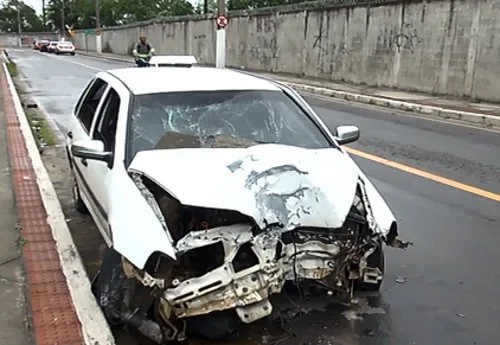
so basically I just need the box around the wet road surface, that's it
[8,49,500,345]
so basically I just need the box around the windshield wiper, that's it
[253,140,277,144]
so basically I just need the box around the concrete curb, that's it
[284,82,500,129]
[76,50,500,129]
[2,51,116,345]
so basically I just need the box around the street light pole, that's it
[215,0,226,68]
[95,0,102,54]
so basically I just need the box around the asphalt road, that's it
[8,49,500,345]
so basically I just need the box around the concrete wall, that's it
[73,0,500,102]
[0,33,59,47]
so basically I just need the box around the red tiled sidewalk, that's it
[0,61,86,343]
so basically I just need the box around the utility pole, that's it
[61,0,65,39]
[17,8,21,35]
[42,0,46,31]
[16,1,22,48]
[203,0,208,14]
[95,0,102,54]
[215,0,226,68]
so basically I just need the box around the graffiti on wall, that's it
[249,16,280,69]
[312,25,364,74]
[390,23,423,53]
[313,28,328,53]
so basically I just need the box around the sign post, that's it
[215,1,227,69]
[96,0,102,54]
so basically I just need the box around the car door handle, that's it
[81,158,87,167]
[67,130,73,139]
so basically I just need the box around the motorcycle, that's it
[135,57,151,68]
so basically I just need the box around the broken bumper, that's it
[163,222,373,323]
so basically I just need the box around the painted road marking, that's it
[346,146,500,203]
[38,52,500,203]
[44,52,103,71]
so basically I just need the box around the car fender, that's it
[107,168,176,269]
[281,86,398,236]
[358,170,397,234]
[338,146,397,236]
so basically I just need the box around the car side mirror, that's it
[71,139,112,164]
[335,125,360,145]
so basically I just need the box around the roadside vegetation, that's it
[6,60,17,77]
[5,55,57,149]
[25,110,57,147]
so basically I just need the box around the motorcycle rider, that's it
[132,36,156,67]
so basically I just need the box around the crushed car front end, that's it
[153,180,384,323]
[96,145,408,344]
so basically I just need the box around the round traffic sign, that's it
[216,15,228,29]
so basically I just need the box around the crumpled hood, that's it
[128,144,361,230]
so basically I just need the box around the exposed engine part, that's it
[131,172,173,243]
[122,256,166,289]
[119,174,400,343]
[139,174,255,243]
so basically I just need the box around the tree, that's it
[115,0,194,24]
[193,0,217,14]
[0,0,44,32]
[227,0,311,11]
[45,0,195,30]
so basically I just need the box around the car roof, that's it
[105,67,281,95]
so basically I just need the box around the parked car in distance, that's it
[47,41,58,53]
[38,40,50,52]
[55,41,76,55]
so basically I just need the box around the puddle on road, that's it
[169,288,390,345]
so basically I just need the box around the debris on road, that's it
[363,328,376,336]
[395,276,407,284]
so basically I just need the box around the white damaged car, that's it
[66,56,409,343]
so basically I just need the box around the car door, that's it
[67,77,110,228]
[85,87,121,244]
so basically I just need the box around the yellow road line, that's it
[345,147,500,203]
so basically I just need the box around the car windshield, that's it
[127,89,332,160]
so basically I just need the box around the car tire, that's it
[70,52,75,56]
[71,168,89,214]
[355,240,385,291]
[93,248,125,327]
